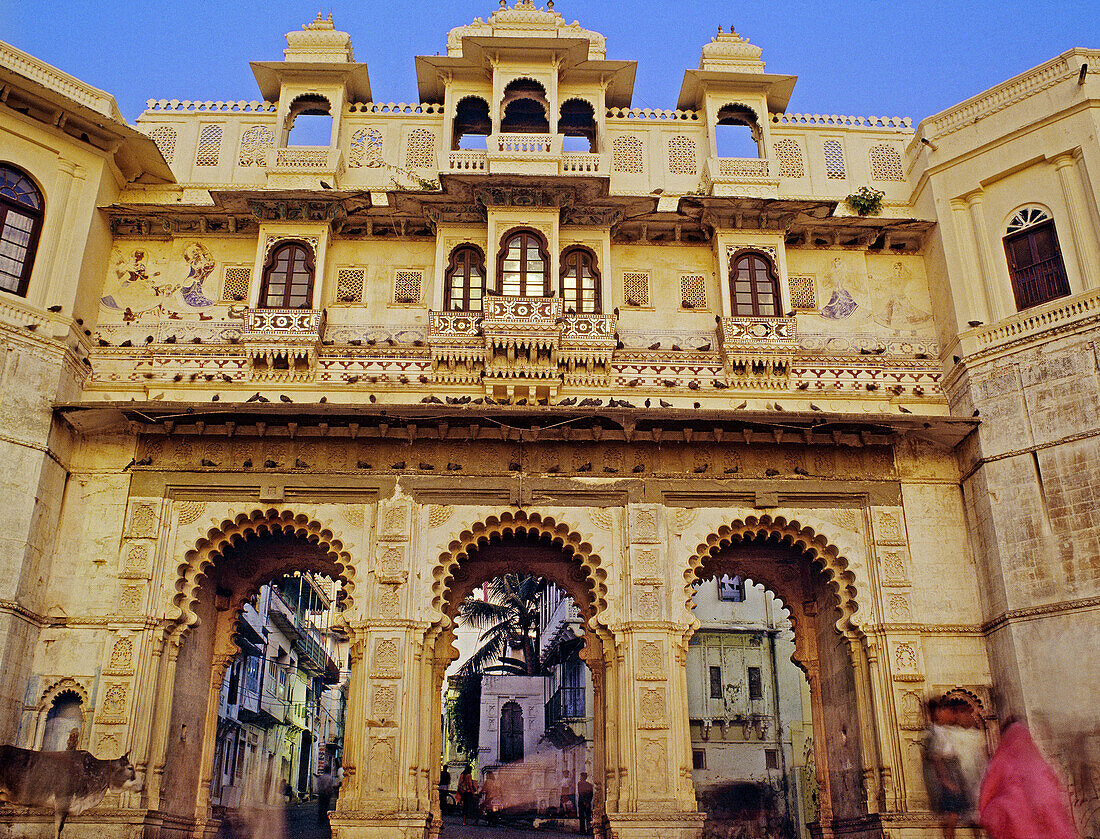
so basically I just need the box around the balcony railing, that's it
[704,156,779,198]
[495,133,555,154]
[545,687,585,729]
[448,150,487,171]
[560,152,603,174]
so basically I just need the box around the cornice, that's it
[982,594,1100,634]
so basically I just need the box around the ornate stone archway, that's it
[425,510,614,839]
[685,514,884,838]
[147,508,356,836]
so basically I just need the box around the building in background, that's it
[0,4,1097,838]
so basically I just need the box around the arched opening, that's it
[1003,205,1070,310]
[501,79,550,134]
[496,228,550,297]
[42,691,84,751]
[687,575,812,839]
[688,519,874,838]
[0,162,45,297]
[453,96,492,150]
[715,104,762,159]
[259,240,315,309]
[729,249,782,317]
[432,515,609,838]
[560,246,601,313]
[286,94,335,147]
[559,99,597,153]
[443,244,486,311]
[156,512,354,837]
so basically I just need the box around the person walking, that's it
[315,768,337,826]
[458,764,478,826]
[980,719,1077,839]
[921,697,969,839]
[576,771,594,834]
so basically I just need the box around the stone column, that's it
[146,631,184,811]
[603,504,705,839]
[846,636,881,814]
[1053,152,1100,289]
[967,191,1015,317]
[803,664,835,825]
[35,158,78,306]
[863,638,903,812]
[949,197,993,325]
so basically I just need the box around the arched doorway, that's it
[150,510,355,836]
[687,516,880,838]
[428,512,612,839]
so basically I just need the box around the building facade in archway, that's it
[1,4,1098,838]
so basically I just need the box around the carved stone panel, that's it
[629,505,660,544]
[639,687,668,728]
[371,639,402,678]
[638,641,666,680]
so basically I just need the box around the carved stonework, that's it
[630,506,659,543]
[372,639,401,678]
[119,585,144,613]
[638,641,666,679]
[881,549,909,584]
[895,642,918,670]
[126,503,158,539]
[888,594,912,622]
[427,505,452,528]
[373,685,397,718]
[828,507,860,532]
[96,734,120,757]
[380,503,408,541]
[637,590,660,620]
[379,546,406,582]
[377,586,401,618]
[123,543,148,574]
[899,690,924,729]
[109,638,133,672]
[368,738,395,793]
[675,508,699,531]
[343,505,366,527]
[101,683,128,717]
[873,509,905,543]
[176,501,206,526]
[639,688,667,728]
[633,547,659,578]
[641,739,667,790]
[588,508,613,532]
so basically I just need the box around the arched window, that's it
[501,79,549,134]
[444,245,486,311]
[1003,207,1070,310]
[560,246,601,313]
[453,97,491,151]
[714,104,761,159]
[259,241,315,309]
[729,250,781,316]
[500,701,524,764]
[43,692,83,751]
[285,94,333,147]
[559,99,597,152]
[0,164,44,297]
[496,229,549,296]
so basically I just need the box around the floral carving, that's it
[888,595,912,621]
[176,501,206,526]
[588,508,613,531]
[373,685,396,718]
[119,585,144,613]
[126,503,158,538]
[373,639,400,677]
[640,688,667,727]
[109,638,133,671]
[427,505,452,528]
[895,642,917,670]
[639,641,665,678]
[102,683,127,716]
[124,544,148,573]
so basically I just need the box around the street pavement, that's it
[279,804,582,839]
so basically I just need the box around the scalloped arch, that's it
[431,510,608,629]
[686,514,863,635]
[38,677,89,710]
[169,508,357,631]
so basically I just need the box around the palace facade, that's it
[0,3,1097,838]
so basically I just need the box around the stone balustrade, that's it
[242,307,326,381]
[717,315,798,387]
[956,287,1100,361]
[703,156,779,198]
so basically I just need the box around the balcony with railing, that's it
[703,156,778,198]
[485,132,560,176]
[717,315,798,387]
[241,307,325,382]
[545,687,586,729]
[265,146,344,188]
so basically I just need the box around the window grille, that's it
[349,128,384,168]
[221,266,252,302]
[709,666,722,699]
[612,136,644,173]
[765,749,780,770]
[1006,206,1052,233]
[238,126,274,167]
[336,268,365,303]
[394,269,423,304]
[668,136,698,175]
[148,126,177,164]
[869,144,905,181]
[773,138,805,179]
[405,129,436,170]
[680,274,707,309]
[692,749,706,770]
[747,666,763,701]
[623,271,650,307]
[195,125,223,167]
[788,275,817,310]
[822,139,846,179]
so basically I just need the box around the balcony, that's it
[241,307,325,382]
[265,146,344,189]
[545,687,586,729]
[703,156,779,199]
[717,315,798,387]
[427,299,618,394]
[485,132,560,176]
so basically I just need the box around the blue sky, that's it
[4,1,1097,124]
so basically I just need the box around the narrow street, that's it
[280,804,582,839]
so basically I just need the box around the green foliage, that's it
[447,674,481,758]
[844,186,885,217]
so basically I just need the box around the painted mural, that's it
[100,242,218,322]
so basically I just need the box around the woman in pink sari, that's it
[979,720,1077,839]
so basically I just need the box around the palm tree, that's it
[448,574,545,757]
[457,574,544,678]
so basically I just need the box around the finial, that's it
[717,25,723,34]
[547,0,554,8]
[500,0,507,7]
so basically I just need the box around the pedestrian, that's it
[577,771,594,834]
[921,697,970,839]
[479,769,501,825]
[458,764,478,825]
[315,767,337,826]
[979,718,1076,839]
[439,764,452,811]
